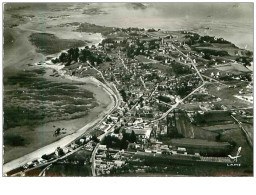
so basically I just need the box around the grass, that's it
[201,124,238,131]
[45,163,92,177]
[220,128,253,170]
[206,83,251,109]
[151,63,173,76]
[91,129,105,137]
[170,138,230,148]
[174,111,218,141]
[76,22,115,36]
[193,110,233,125]
[67,150,92,161]
[4,134,28,146]
[169,138,232,157]
[4,68,96,130]
[136,55,155,63]
[29,33,86,55]
[44,149,92,176]
[215,63,251,73]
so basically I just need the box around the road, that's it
[140,76,148,90]
[118,51,128,70]
[151,83,204,122]
[201,74,228,86]
[16,62,121,177]
[151,41,207,122]
[172,44,204,82]
[10,134,95,177]
[90,143,99,177]
[39,164,52,177]
[4,64,121,175]
[152,82,205,122]
[231,115,253,148]
[171,44,228,87]
[88,61,121,113]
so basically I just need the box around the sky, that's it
[3,2,253,50]
[150,3,253,23]
[4,2,253,23]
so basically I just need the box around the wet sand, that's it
[3,69,113,163]
[3,67,115,173]
[3,10,113,170]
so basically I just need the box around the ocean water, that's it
[85,4,253,51]
[188,20,253,51]
[5,3,253,51]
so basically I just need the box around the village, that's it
[6,26,253,177]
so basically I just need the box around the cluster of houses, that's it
[94,146,127,175]
[19,27,252,176]
[94,142,198,176]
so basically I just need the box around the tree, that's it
[172,63,192,75]
[139,96,144,103]
[236,56,251,66]
[158,95,171,103]
[114,126,121,134]
[120,137,129,150]
[129,130,136,143]
[92,135,99,143]
[59,52,68,63]
[147,28,156,32]
[51,58,59,64]
[120,89,127,102]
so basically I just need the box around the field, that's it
[215,63,251,73]
[111,167,252,177]
[170,138,230,148]
[66,149,92,161]
[220,128,253,171]
[206,82,252,109]
[113,150,252,176]
[45,163,91,177]
[4,67,96,131]
[201,124,238,132]
[169,138,232,156]
[45,149,92,176]
[174,111,218,141]
[135,55,156,63]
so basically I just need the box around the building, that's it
[99,145,107,151]
[126,126,152,140]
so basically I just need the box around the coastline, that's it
[3,69,113,163]
[3,66,116,174]
[3,22,117,173]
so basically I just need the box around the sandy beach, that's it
[3,68,113,163]
[4,52,115,171]
[3,10,117,173]
[3,72,115,173]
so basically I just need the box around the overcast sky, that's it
[4,2,253,24]
[150,3,253,23]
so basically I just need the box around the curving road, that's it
[3,68,120,175]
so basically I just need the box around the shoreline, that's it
[3,65,117,174]
[3,27,119,173]
[3,68,112,163]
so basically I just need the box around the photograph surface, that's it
[2,2,253,177]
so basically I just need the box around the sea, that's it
[85,6,253,51]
